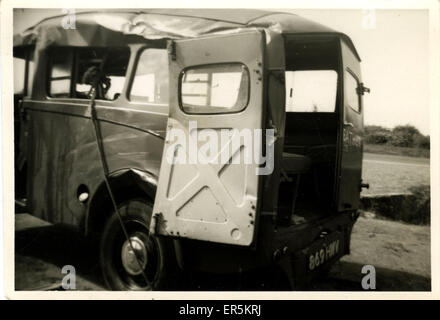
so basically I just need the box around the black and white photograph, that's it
[1,0,439,299]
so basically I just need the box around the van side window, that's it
[130,49,169,104]
[49,49,73,98]
[27,52,35,96]
[180,63,249,114]
[48,47,130,100]
[285,70,338,112]
[13,56,26,94]
[13,48,35,96]
[345,71,361,113]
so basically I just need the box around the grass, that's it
[364,143,430,158]
[360,185,430,225]
[362,155,430,195]
[406,185,431,225]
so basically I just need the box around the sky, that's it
[290,9,430,135]
[13,8,431,135]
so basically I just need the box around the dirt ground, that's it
[311,214,431,291]
[14,212,431,291]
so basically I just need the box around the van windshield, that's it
[285,70,338,112]
[284,37,340,113]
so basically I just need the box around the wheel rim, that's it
[121,234,148,276]
[112,220,160,290]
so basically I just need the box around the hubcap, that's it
[121,235,148,276]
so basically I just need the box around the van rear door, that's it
[337,40,364,211]
[152,31,265,246]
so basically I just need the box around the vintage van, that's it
[13,9,369,290]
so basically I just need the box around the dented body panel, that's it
[24,98,167,226]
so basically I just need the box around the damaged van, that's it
[13,9,369,290]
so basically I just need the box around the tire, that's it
[99,198,178,290]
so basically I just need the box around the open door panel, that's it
[152,31,265,246]
[337,40,364,211]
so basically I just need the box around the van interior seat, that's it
[282,152,311,174]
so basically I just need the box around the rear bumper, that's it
[270,211,358,287]
[178,211,358,277]
[272,211,357,252]
[290,229,348,288]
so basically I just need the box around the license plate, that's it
[306,237,341,271]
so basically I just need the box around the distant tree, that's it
[390,125,420,147]
[365,124,429,149]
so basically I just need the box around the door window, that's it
[180,63,249,113]
[345,70,361,113]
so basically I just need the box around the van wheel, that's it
[99,198,177,290]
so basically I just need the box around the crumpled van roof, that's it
[13,9,360,60]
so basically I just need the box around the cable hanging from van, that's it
[88,54,152,288]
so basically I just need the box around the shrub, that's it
[364,125,392,145]
[414,134,430,149]
[366,132,391,144]
[407,185,430,225]
[389,125,420,147]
